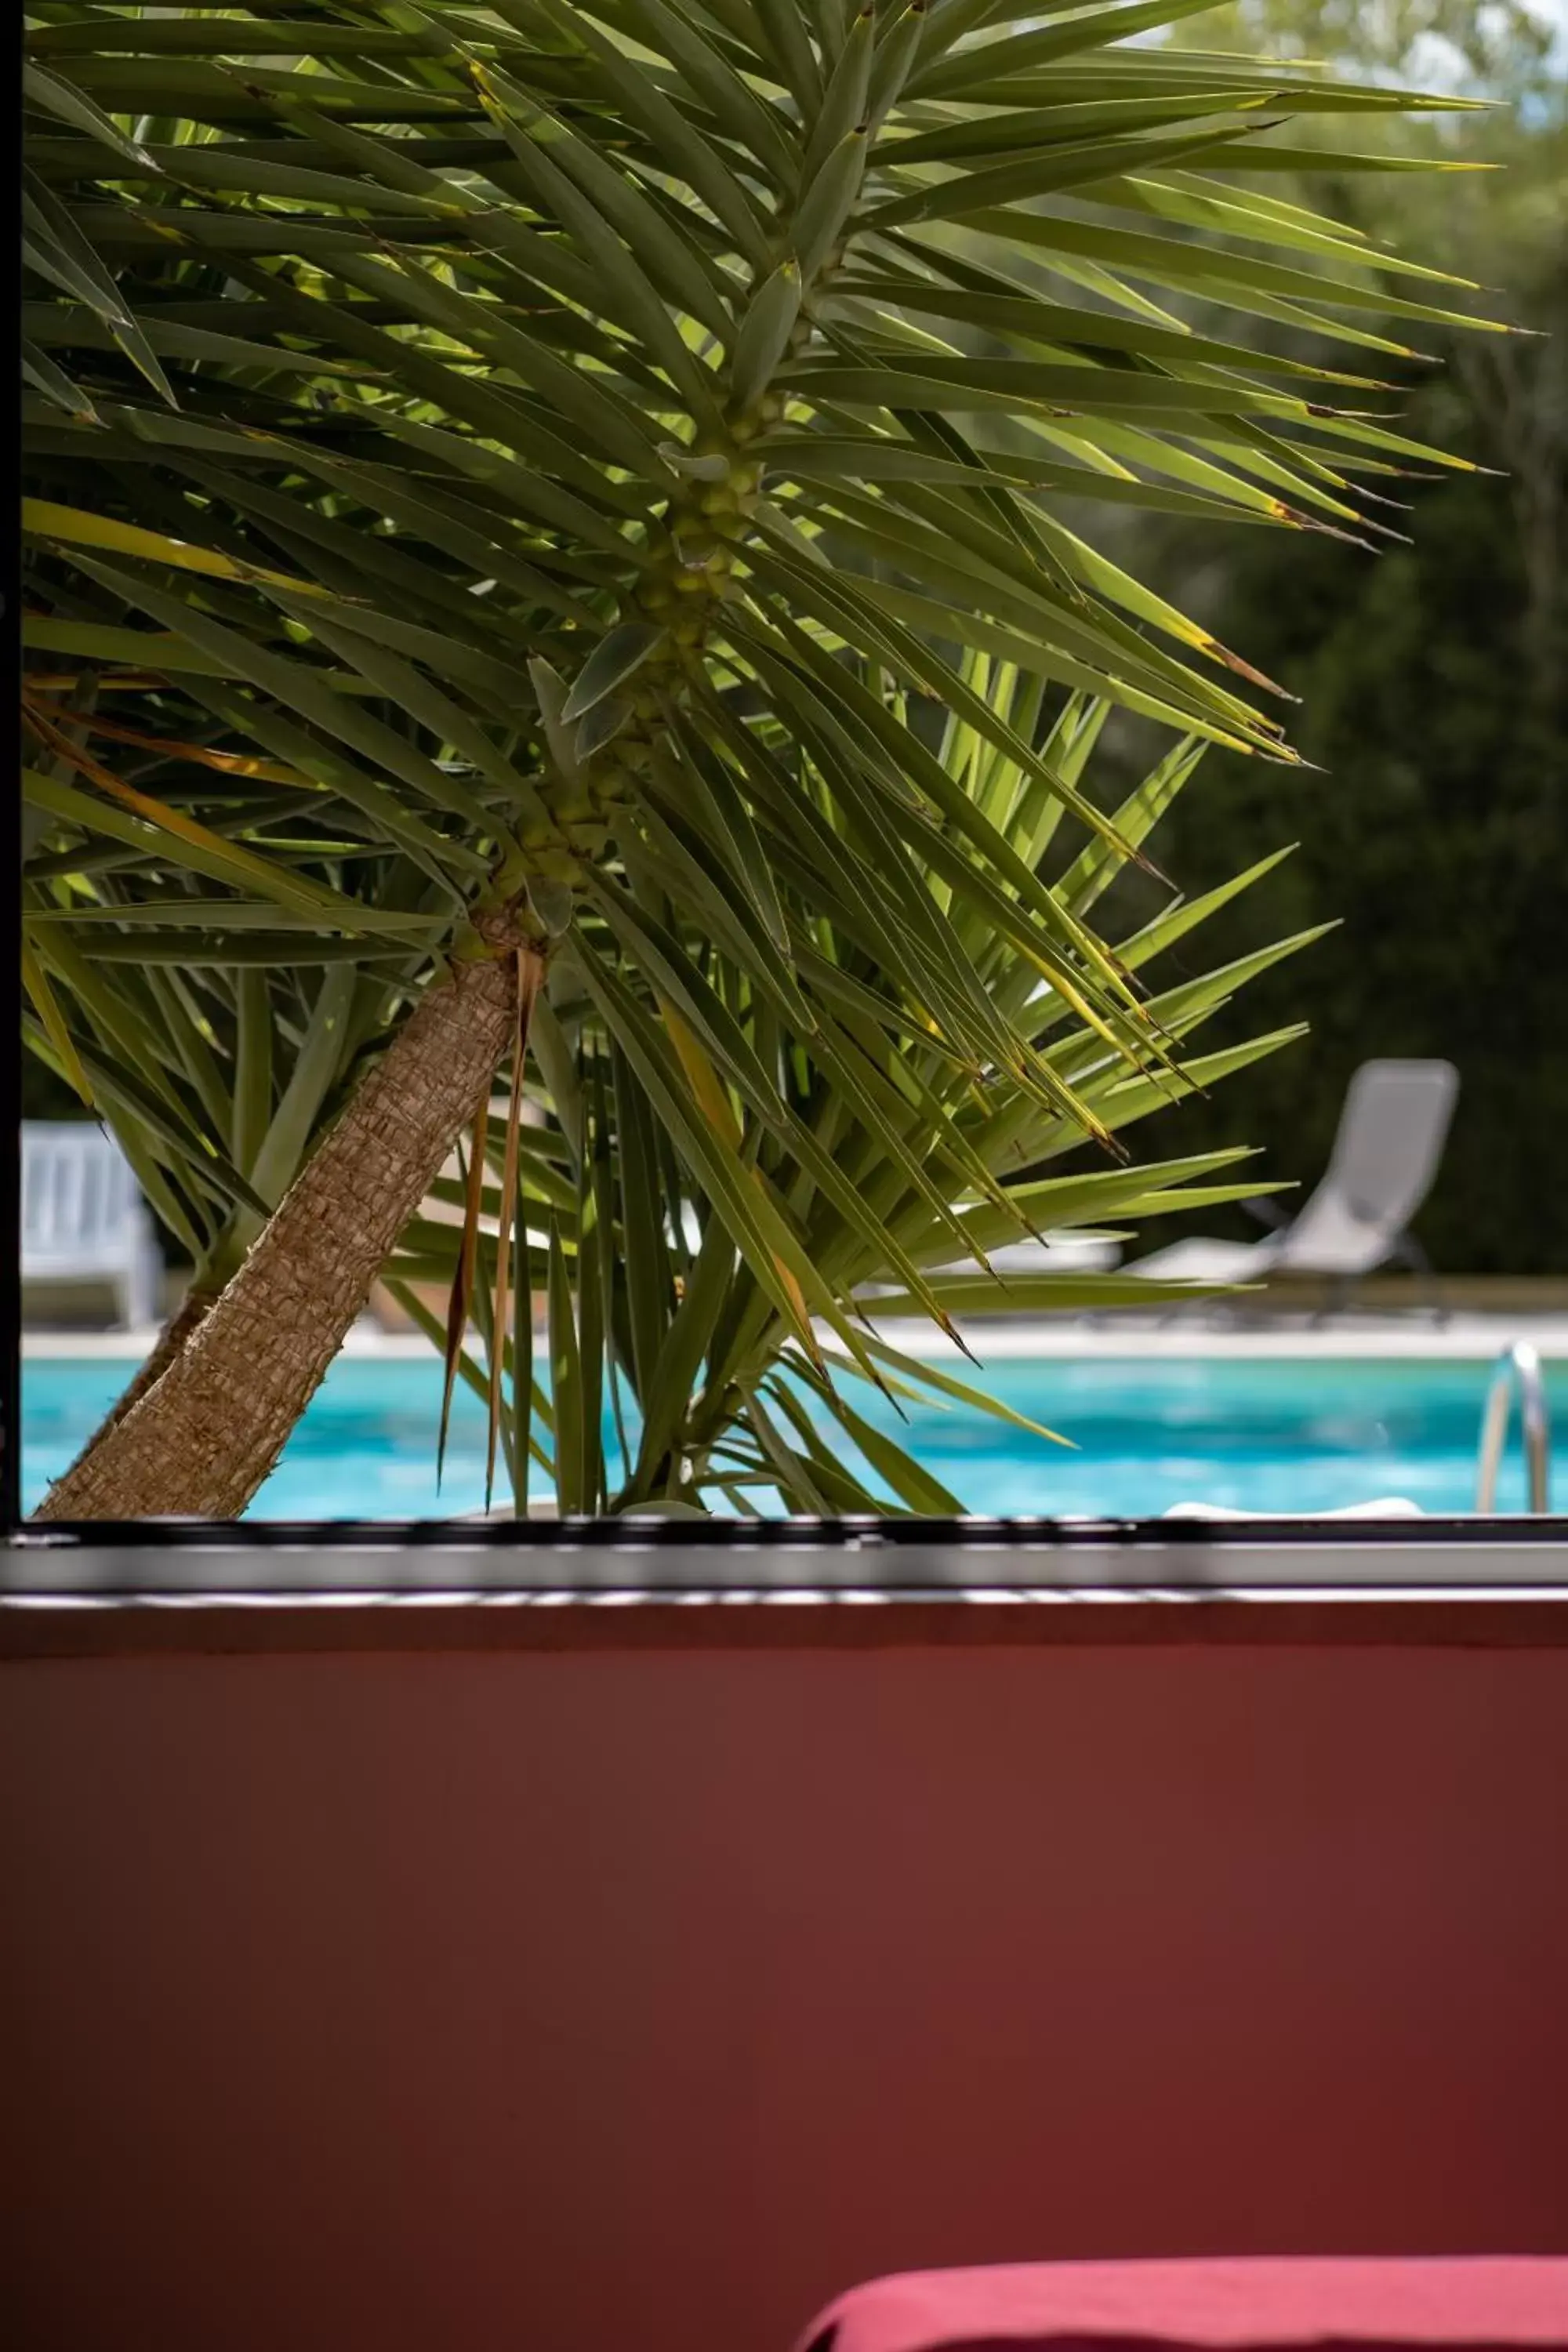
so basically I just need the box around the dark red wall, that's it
[5,1632,1567,2352]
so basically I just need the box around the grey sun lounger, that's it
[1131,1058,1459,1312]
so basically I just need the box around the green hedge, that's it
[1127,350,1568,1275]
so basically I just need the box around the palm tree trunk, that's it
[57,1282,220,1483]
[37,935,542,1522]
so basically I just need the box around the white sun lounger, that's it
[949,1232,1123,1276]
[1132,1058,1459,1311]
[22,1120,163,1330]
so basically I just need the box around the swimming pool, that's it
[20,1348,1560,1519]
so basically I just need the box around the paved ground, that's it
[857,1314,1568,1360]
[24,1312,1568,1362]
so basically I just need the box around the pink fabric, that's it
[794,2261,1568,2352]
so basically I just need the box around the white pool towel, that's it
[1163,1497,1424,1521]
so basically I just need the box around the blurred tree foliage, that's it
[22,1054,84,1121]
[1122,0,1567,1272]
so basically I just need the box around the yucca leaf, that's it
[20,759,384,927]
[231,969,273,1178]
[910,1149,1262,1264]
[26,303,383,376]
[731,259,804,416]
[22,498,331,593]
[526,0,771,269]
[749,0,825,111]
[251,964,362,1214]
[750,591,1157,1001]
[866,0,927,131]
[1057,738,1204,921]
[547,1210,583,1512]
[466,66,732,349]
[608,1041,670,1399]
[744,535,1234,844]
[572,936,863,1370]
[914,0,1327,96]
[336,411,635,564]
[630,758,818,1029]
[801,4,874,187]
[42,56,474,123]
[26,899,416,932]
[512,1188,535,1520]
[758,1373,894,1510]
[25,17,451,59]
[829,572,1271,751]
[1115,848,1296,976]
[794,128,869,278]
[390,1273,558,1486]
[561,622,667,722]
[23,60,158,169]
[20,337,97,420]
[20,1006,271,1223]
[1107,165,1484,287]
[866,1269,1236,1316]
[868,115,1276,230]
[662,720,792,958]
[742,1387,834,1513]
[610,0,799,190]
[630,1207,735,1499]
[589,869,975,1327]
[795,1362,967,1515]
[828,274,1385,387]
[887,85,1286,167]
[315,244,679,488]
[837,1330,1072,1450]
[133,965,234,1145]
[486,961,536,1511]
[779,356,1327,427]
[21,166,176,407]
[582,1066,615,1512]
[720,610,1027,1068]
[955,207,1504,337]
[437,1087,490,1491]
[260,589,542,840]
[469,60,730,401]
[55,554,494,877]
[20,938,94,1107]
[59,931,430,967]
[22,615,294,684]
[183,680,483,896]
[33,924,230,1145]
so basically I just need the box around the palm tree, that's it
[21,1,1498,1519]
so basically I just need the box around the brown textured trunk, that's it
[37,938,541,1522]
[57,1283,219,1485]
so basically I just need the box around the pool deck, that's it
[23,1312,1568,1363]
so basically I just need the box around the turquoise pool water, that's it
[20,1351,1560,1519]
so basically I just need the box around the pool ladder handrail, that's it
[1475,1340,1552,1513]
